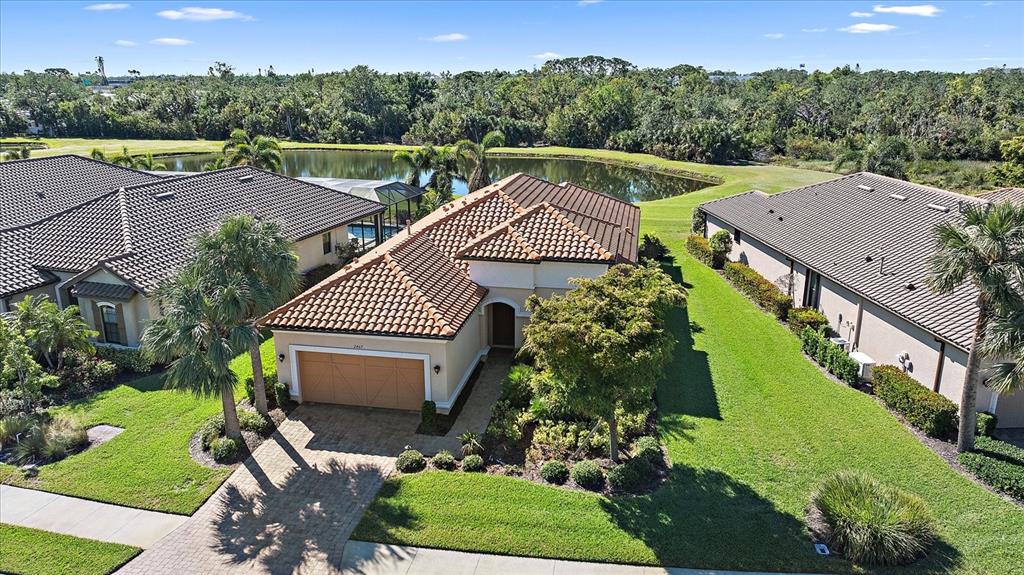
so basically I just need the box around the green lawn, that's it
[0,524,140,575]
[352,172,1024,574]
[0,339,276,515]
[0,136,414,158]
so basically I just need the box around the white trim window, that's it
[97,303,123,345]
[322,232,332,255]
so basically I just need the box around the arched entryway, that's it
[488,302,516,348]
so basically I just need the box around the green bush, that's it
[958,436,1024,499]
[801,328,858,386]
[420,400,437,431]
[485,400,525,445]
[708,229,733,268]
[638,234,672,263]
[788,307,829,334]
[94,345,154,374]
[502,364,536,408]
[540,460,569,484]
[396,449,426,473]
[571,460,605,490]
[243,373,288,409]
[616,406,651,441]
[431,449,456,470]
[976,411,997,437]
[812,471,935,566]
[237,409,272,434]
[631,435,662,464]
[56,350,117,393]
[9,415,88,464]
[210,437,241,462]
[607,462,641,492]
[690,210,707,236]
[723,262,793,320]
[0,415,33,450]
[462,453,485,472]
[628,453,656,480]
[685,234,714,267]
[873,365,958,439]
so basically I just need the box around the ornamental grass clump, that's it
[811,471,935,566]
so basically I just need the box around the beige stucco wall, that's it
[706,214,805,302]
[818,277,861,343]
[291,224,349,272]
[2,283,58,312]
[994,387,1024,428]
[71,269,151,347]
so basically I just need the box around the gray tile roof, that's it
[700,173,992,351]
[0,154,162,228]
[71,281,137,301]
[978,187,1024,205]
[1,159,385,298]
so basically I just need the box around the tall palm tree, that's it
[982,310,1024,395]
[11,296,93,369]
[111,146,135,168]
[455,130,505,192]
[391,145,434,188]
[427,146,460,203]
[89,148,107,161]
[223,128,283,172]
[194,215,300,416]
[202,156,228,171]
[927,201,1024,452]
[133,152,166,171]
[143,264,251,440]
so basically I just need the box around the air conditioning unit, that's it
[849,351,876,383]
[829,337,850,351]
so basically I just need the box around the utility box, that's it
[829,337,850,351]
[849,351,876,382]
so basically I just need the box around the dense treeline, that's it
[2,57,1022,167]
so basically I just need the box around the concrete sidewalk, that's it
[0,484,187,548]
[339,541,812,575]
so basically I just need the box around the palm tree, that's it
[194,215,300,416]
[927,201,1024,452]
[982,310,1024,395]
[455,130,505,192]
[143,264,251,440]
[427,146,460,203]
[89,148,107,161]
[202,156,228,171]
[11,296,93,369]
[133,152,166,171]
[223,128,283,172]
[111,146,135,168]
[391,145,434,188]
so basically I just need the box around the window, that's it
[100,304,122,345]
[734,228,742,244]
[322,232,332,255]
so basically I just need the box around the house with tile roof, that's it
[1,156,385,347]
[259,173,640,413]
[698,173,1024,428]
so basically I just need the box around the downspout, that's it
[787,259,795,298]
[852,296,864,351]
[932,339,946,393]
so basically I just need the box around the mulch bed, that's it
[189,403,288,469]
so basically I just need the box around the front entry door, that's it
[491,303,515,348]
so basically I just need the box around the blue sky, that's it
[1,1,1021,75]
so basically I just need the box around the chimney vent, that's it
[857,184,874,192]
[237,174,254,182]
[926,203,949,213]
[889,193,907,201]
[154,190,175,199]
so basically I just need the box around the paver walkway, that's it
[0,484,186,548]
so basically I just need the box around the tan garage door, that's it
[296,351,425,411]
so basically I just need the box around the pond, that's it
[164,150,712,203]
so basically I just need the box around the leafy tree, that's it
[835,137,914,179]
[523,264,687,460]
[709,229,733,259]
[455,130,505,192]
[391,145,434,187]
[12,296,96,370]
[991,136,1024,187]
[223,128,283,172]
[202,156,228,171]
[0,318,58,398]
[982,309,1024,396]
[133,152,167,171]
[927,201,1024,452]
[89,148,106,161]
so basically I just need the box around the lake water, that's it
[165,150,711,203]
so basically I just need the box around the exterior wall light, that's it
[278,353,285,363]
[433,364,441,375]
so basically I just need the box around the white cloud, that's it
[764,33,785,39]
[429,32,468,42]
[150,37,193,45]
[578,0,603,5]
[114,39,136,46]
[533,51,561,59]
[157,7,252,21]
[85,3,129,10]
[840,22,898,33]
[801,27,828,32]
[850,11,874,17]
[872,4,942,16]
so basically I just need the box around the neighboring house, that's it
[260,173,640,413]
[698,173,1024,428]
[1,155,385,347]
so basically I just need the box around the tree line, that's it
[1,56,1022,169]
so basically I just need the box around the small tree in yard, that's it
[523,263,687,461]
[709,229,733,268]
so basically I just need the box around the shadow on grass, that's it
[659,303,719,423]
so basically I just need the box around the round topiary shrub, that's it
[627,454,655,480]
[607,462,641,492]
[431,449,456,470]
[631,436,662,465]
[462,454,485,472]
[540,460,569,484]
[571,460,605,490]
[811,471,935,566]
[238,409,272,434]
[396,449,426,473]
[210,437,242,462]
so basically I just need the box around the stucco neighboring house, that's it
[260,173,640,413]
[1,155,385,347]
[698,173,1024,428]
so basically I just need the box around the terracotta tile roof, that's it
[261,173,640,338]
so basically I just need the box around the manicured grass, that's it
[0,136,413,158]
[353,172,1024,574]
[0,339,276,515]
[0,524,140,575]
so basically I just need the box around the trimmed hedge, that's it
[787,307,829,334]
[976,411,997,437]
[94,345,155,374]
[708,230,733,268]
[873,365,958,440]
[800,327,859,386]
[571,460,605,490]
[958,436,1024,500]
[722,262,794,320]
[685,234,714,267]
[431,449,456,470]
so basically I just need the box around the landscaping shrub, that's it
[873,365,958,439]
[607,462,641,492]
[685,234,714,267]
[723,262,794,320]
[0,415,32,450]
[237,409,272,434]
[501,364,535,408]
[457,431,483,456]
[801,328,858,386]
[396,449,426,473]
[462,453,485,472]
[616,406,651,441]
[431,449,456,470]
[56,350,117,393]
[638,234,672,263]
[976,411,997,437]
[571,460,605,490]
[10,416,88,464]
[532,419,607,458]
[627,453,656,480]
[485,400,526,445]
[209,437,241,462]
[94,345,154,374]
[690,209,706,236]
[788,307,829,334]
[708,229,733,268]
[958,436,1024,499]
[420,400,437,431]
[631,435,662,465]
[811,471,935,566]
[540,460,569,484]
[243,373,288,409]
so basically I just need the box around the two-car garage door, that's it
[296,350,425,411]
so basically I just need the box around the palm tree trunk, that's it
[608,413,619,462]
[249,340,269,416]
[222,386,242,440]
[958,299,989,453]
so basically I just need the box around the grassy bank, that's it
[0,137,414,158]
[0,524,140,575]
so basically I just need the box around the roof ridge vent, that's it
[889,193,907,201]
[153,190,175,199]
[857,184,874,192]
[926,203,949,213]
[237,174,254,182]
